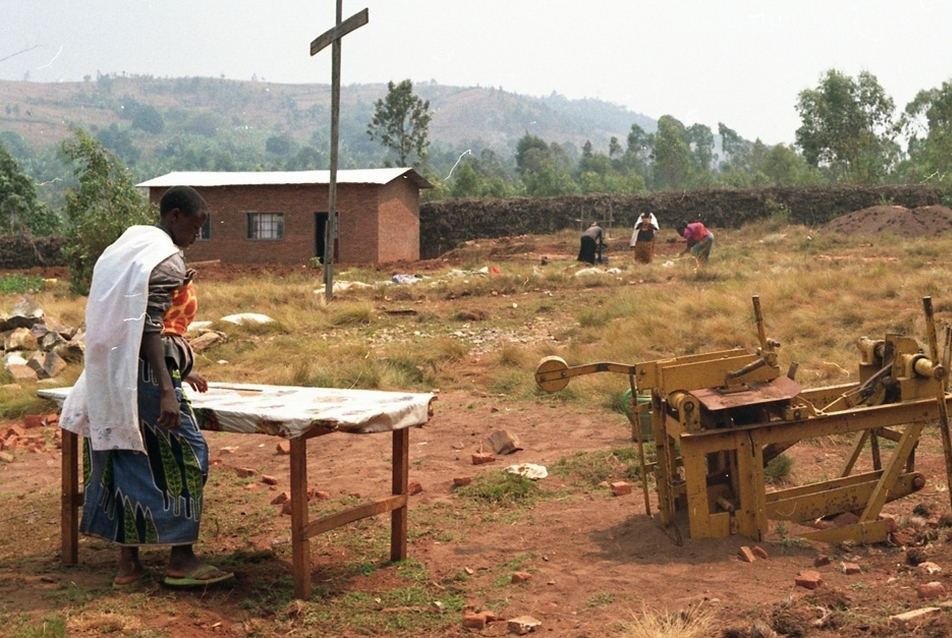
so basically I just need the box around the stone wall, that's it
[419,185,944,259]
[0,235,68,269]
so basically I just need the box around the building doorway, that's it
[314,212,339,264]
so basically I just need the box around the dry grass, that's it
[617,603,717,638]
[7,222,952,635]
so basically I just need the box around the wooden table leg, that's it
[289,436,311,599]
[61,430,79,564]
[390,428,409,562]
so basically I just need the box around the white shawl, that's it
[60,226,180,452]
[629,213,660,247]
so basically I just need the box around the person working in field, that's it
[60,186,234,589]
[630,211,660,264]
[577,221,604,265]
[677,219,715,263]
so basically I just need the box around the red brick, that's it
[795,571,823,590]
[918,581,947,600]
[462,612,488,629]
[271,491,290,505]
[408,481,423,496]
[511,571,532,583]
[453,476,472,487]
[738,546,757,563]
[22,415,45,429]
[752,546,769,560]
[235,467,257,478]
[5,425,25,438]
[472,452,495,465]
[814,554,831,568]
[833,511,860,527]
[276,440,291,455]
[840,562,861,575]
[261,475,279,485]
[281,501,293,516]
[610,481,632,496]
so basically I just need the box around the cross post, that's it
[310,2,369,301]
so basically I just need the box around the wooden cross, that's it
[310,2,369,301]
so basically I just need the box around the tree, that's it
[795,69,898,183]
[651,115,692,190]
[0,140,60,235]
[366,79,432,167]
[902,81,952,183]
[59,128,155,294]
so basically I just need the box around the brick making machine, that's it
[535,296,952,544]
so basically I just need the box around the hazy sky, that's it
[3,1,952,146]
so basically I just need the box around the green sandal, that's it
[163,564,234,588]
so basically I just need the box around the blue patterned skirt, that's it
[80,358,209,546]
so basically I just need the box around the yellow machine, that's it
[535,296,952,544]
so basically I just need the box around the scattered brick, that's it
[738,546,757,563]
[918,581,947,600]
[511,571,532,583]
[261,475,279,485]
[833,511,860,527]
[462,612,488,630]
[610,481,632,496]
[840,562,861,575]
[23,415,45,429]
[472,452,495,465]
[453,476,472,487]
[312,490,330,500]
[5,425,25,438]
[795,571,823,590]
[276,440,291,455]
[270,491,290,505]
[408,481,423,496]
[281,501,293,516]
[0,451,14,463]
[235,467,257,478]
[752,546,769,560]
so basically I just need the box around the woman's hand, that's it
[185,371,208,393]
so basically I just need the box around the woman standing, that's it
[630,211,659,264]
[61,185,233,589]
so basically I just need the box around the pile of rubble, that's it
[2,296,84,384]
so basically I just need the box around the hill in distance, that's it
[0,76,657,163]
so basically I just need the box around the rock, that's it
[1,297,43,330]
[918,561,942,575]
[220,313,274,325]
[4,327,37,351]
[6,363,38,384]
[453,476,472,487]
[53,340,85,364]
[889,607,941,626]
[189,330,226,353]
[485,429,522,455]
[26,350,66,379]
[511,571,532,583]
[507,615,542,635]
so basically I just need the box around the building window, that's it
[198,214,211,240]
[247,212,284,240]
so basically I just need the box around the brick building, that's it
[137,169,432,266]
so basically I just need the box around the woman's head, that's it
[160,186,208,248]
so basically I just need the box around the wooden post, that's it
[390,428,409,562]
[61,430,80,564]
[289,436,311,599]
[310,3,369,302]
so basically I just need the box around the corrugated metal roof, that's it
[137,168,432,189]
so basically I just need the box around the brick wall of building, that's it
[148,179,422,266]
[376,180,420,263]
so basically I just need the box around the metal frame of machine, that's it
[535,296,952,544]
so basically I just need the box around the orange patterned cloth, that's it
[162,282,197,336]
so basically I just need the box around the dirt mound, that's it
[825,204,952,237]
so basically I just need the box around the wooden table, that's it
[40,383,435,599]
